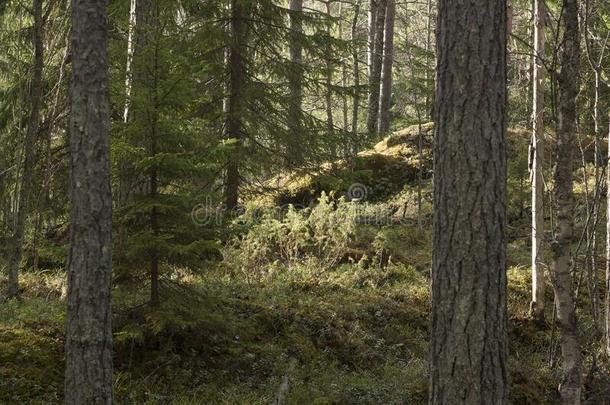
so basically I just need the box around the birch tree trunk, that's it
[7,0,44,298]
[123,0,137,123]
[430,0,508,402]
[377,0,395,135]
[65,0,113,402]
[551,0,582,401]
[530,0,546,323]
[367,0,377,77]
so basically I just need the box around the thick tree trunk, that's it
[7,0,44,298]
[377,0,395,135]
[530,0,546,323]
[287,0,303,165]
[366,0,385,136]
[430,0,508,403]
[224,0,247,210]
[551,0,581,402]
[65,0,113,403]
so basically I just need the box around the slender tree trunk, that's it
[287,0,303,165]
[339,1,349,155]
[367,0,377,77]
[351,0,361,150]
[551,0,581,401]
[589,70,602,329]
[117,0,139,261]
[430,0,508,402]
[65,0,113,402]
[32,29,70,273]
[224,0,247,210]
[377,0,395,135]
[366,0,385,136]
[590,70,602,329]
[7,0,44,298]
[148,0,160,308]
[124,0,137,123]
[150,154,160,307]
[324,1,335,158]
[424,0,433,116]
[530,0,546,323]
[606,111,610,357]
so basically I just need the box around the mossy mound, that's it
[252,123,435,206]
[251,123,544,208]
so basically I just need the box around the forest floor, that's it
[0,253,566,404]
[2,124,610,404]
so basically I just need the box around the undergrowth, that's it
[1,126,609,403]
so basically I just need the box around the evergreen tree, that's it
[65,0,113,401]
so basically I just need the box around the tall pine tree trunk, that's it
[377,0,395,135]
[65,0,113,402]
[430,0,508,402]
[551,0,581,401]
[530,0,546,322]
[287,0,303,165]
[7,0,44,298]
[366,0,385,136]
[224,0,247,210]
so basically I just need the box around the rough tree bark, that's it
[366,0,385,136]
[430,0,508,403]
[530,0,546,323]
[287,0,303,165]
[65,0,113,403]
[224,0,247,210]
[551,0,582,401]
[377,0,394,135]
[7,0,44,298]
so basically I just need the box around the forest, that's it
[1,0,610,403]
